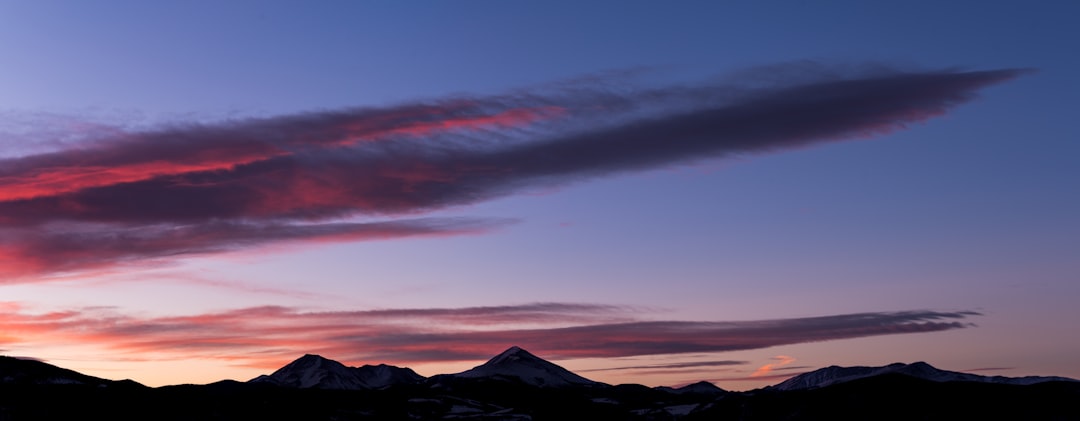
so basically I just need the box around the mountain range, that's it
[232,345,1073,392]
[1,347,1077,420]
[772,360,1078,390]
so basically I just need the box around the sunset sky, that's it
[0,2,1077,390]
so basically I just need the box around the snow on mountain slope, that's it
[452,346,597,388]
[250,354,424,390]
[773,361,1077,390]
[353,363,427,388]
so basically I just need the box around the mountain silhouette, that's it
[450,346,598,387]
[0,356,143,388]
[773,361,1076,390]
[249,354,423,390]
[2,352,1078,420]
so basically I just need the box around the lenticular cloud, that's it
[0,63,1026,279]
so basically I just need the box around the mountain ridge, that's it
[248,353,424,390]
[773,360,1076,390]
[3,348,1075,391]
[0,355,144,388]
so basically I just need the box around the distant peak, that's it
[282,354,346,371]
[501,346,526,355]
[661,380,726,395]
[455,346,597,387]
[253,354,425,390]
[487,346,542,365]
[772,360,1075,391]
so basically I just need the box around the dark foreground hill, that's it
[1,349,1077,420]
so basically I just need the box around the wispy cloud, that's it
[579,360,748,373]
[709,372,811,383]
[0,302,979,370]
[0,217,506,279]
[752,355,797,377]
[965,367,1016,373]
[0,64,1027,279]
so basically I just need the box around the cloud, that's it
[354,310,980,361]
[579,360,748,373]
[708,372,810,383]
[965,367,1016,373]
[0,302,979,370]
[0,64,1027,278]
[752,355,796,377]
[0,217,506,280]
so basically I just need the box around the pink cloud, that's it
[752,355,797,377]
[0,302,979,370]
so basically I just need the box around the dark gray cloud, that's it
[0,218,507,279]
[351,310,980,360]
[578,360,749,373]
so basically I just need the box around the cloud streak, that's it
[752,355,797,377]
[0,64,1026,278]
[579,360,748,373]
[0,217,505,279]
[0,301,979,371]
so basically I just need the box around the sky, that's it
[0,2,1077,390]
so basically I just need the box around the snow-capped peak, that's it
[250,354,424,390]
[773,361,1077,390]
[486,346,535,365]
[289,354,346,371]
[453,346,597,388]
